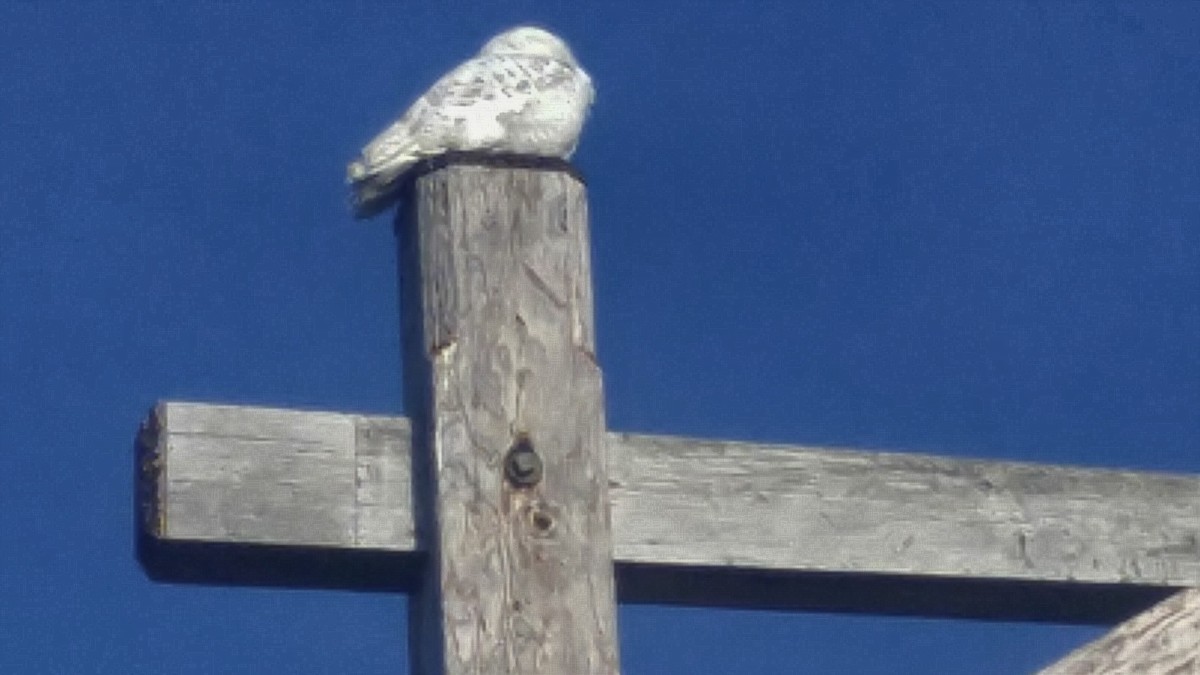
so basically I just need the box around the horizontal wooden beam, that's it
[135,402,422,590]
[137,401,1200,623]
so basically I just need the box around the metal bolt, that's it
[504,436,543,487]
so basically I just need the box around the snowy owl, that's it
[347,26,594,218]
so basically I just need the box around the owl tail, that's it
[347,157,416,220]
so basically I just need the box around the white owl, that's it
[347,26,595,217]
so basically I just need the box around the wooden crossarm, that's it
[137,400,1199,624]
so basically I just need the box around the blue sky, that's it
[1,2,1197,673]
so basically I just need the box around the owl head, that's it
[479,26,579,66]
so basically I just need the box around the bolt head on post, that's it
[504,436,543,487]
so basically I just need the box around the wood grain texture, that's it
[138,400,1200,622]
[1038,587,1200,674]
[607,432,1196,622]
[138,401,413,550]
[398,166,619,675]
[609,431,1200,586]
[135,402,421,591]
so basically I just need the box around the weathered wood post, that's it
[133,162,1200,675]
[398,161,620,675]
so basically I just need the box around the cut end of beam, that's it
[135,404,165,542]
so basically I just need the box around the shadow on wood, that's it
[617,563,1176,625]
[137,534,422,593]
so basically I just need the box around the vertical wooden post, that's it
[399,163,620,675]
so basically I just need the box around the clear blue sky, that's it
[2,2,1197,673]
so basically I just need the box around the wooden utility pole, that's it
[136,161,1200,674]
[400,165,618,674]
